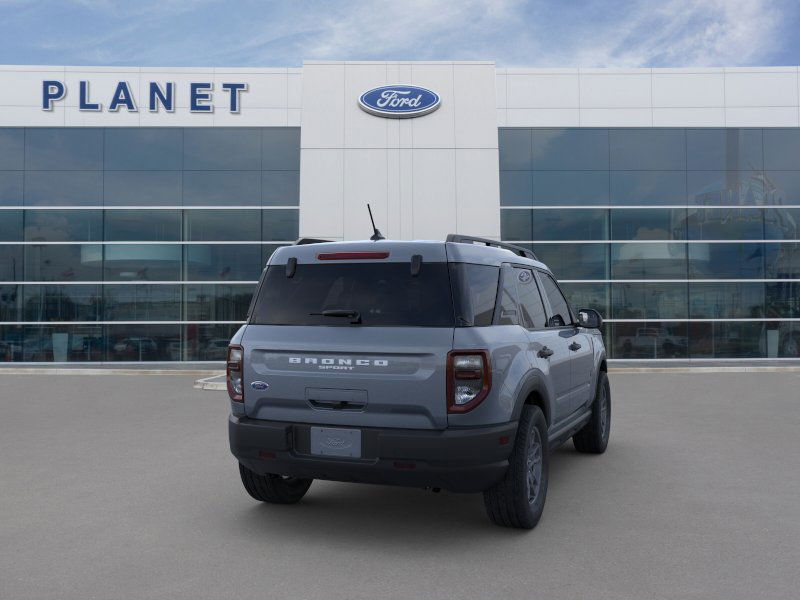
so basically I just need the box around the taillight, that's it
[227,345,244,402]
[447,350,491,413]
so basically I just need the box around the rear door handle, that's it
[569,342,582,351]
[538,347,554,358]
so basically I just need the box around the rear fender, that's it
[511,369,554,428]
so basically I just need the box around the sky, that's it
[0,0,798,68]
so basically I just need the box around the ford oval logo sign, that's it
[358,85,440,118]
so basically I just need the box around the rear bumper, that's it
[229,415,517,493]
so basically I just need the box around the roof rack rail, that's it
[445,234,538,261]
[295,237,333,245]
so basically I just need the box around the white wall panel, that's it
[343,149,388,240]
[454,63,498,148]
[410,63,456,148]
[298,63,345,148]
[506,108,579,127]
[580,108,652,126]
[456,149,501,239]
[652,72,724,107]
[725,106,799,127]
[343,63,388,149]
[724,70,798,106]
[412,149,457,240]
[298,149,344,240]
[653,107,725,127]
[579,72,651,108]
[506,73,580,108]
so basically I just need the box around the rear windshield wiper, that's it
[309,309,362,325]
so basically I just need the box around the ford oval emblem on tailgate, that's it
[250,381,269,390]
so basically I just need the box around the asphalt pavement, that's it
[1,372,799,599]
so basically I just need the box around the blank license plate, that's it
[310,427,362,458]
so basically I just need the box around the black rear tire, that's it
[483,405,549,529]
[573,371,611,454]
[238,463,312,504]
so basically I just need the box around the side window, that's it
[540,273,572,327]
[514,268,547,329]
[496,266,519,325]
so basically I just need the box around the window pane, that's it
[532,129,609,170]
[766,282,800,317]
[25,171,103,206]
[22,325,104,362]
[611,208,687,240]
[25,128,103,170]
[0,209,22,241]
[533,171,609,206]
[774,323,800,358]
[765,242,800,278]
[687,170,769,205]
[262,128,301,170]
[764,129,800,170]
[184,209,260,241]
[24,244,102,281]
[497,267,519,325]
[262,209,299,241]
[763,208,800,239]
[611,243,687,279]
[105,209,181,241]
[24,209,102,242]
[532,243,608,280]
[183,128,260,170]
[22,285,101,321]
[611,171,687,205]
[612,321,688,359]
[0,285,21,321]
[0,171,23,206]
[104,171,182,206]
[610,129,685,170]
[689,322,765,358]
[539,273,571,326]
[499,129,532,170]
[0,325,24,361]
[764,170,800,204]
[500,209,531,241]
[103,245,181,281]
[185,323,240,361]
[687,208,764,240]
[104,285,181,320]
[499,171,532,206]
[185,284,255,321]
[106,324,181,361]
[611,282,687,319]
[262,170,299,206]
[689,282,764,319]
[515,269,547,328]
[530,209,608,241]
[686,129,763,171]
[104,128,182,170]
[183,171,260,206]
[449,263,499,327]
[0,246,23,281]
[689,243,764,279]
[185,244,263,281]
[0,129,24,170]
[560,282,609,318]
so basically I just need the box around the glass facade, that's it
[0,127,299,362]
[500,128,800,359]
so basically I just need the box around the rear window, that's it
[250,262,455,327]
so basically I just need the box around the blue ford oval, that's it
[358,85,440,118]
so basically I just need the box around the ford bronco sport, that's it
[228,234,610,529]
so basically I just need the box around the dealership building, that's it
[0,61,799,362]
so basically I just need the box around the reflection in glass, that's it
[774,322,800,357]
[688,282,764,319]
[24,171,103,206]
[0,285,20,321]
[610,129,685,170]
[531,244,608,280]
[612,282,687,319]
[533,129,609,170]
[182,171,260,205]
[22,324,104,362]
[262,209,299,241]
[533,171,609,206]
[104,128,182,170]
[687,170,773,205]
[689,322,765,358]
[612,321,688,359]
[262,171,300,206]
[0,170,23,205]
[183,128,261,170]
[611,243,687,279]
[103,245,181,281]
[687,207,764,240]
[530,209,608,241]
[611,208,687,240]
[24,244,102,281]
[763,129,800,170]
[560,283,609,318]
[500,171,532,206]
[262,128,301,170]
[686,129,763,171]
[499,129,532,170]
[23,285,101,321]
[105,324,181,361]
[611,171,686,205]
[185,244,263,281]
[104,285,181,320]
[765,243,800,278]
[185,323,241,361]
[185,284,255,321]
[185,209,260,241]
[689,243,764,279]
[766,282,800,318]
[0,129,24,170]
[0,209,22,241]
[0,246,23,281]
[25,128,103,171]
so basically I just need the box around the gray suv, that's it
[227,235,610,529]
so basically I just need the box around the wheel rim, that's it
[526,427,543,504]
[599,385,609,439]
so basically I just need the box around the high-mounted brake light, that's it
[447,350,491,413]
[227,345,244,402]
[317,252,390,260]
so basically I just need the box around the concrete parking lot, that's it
[1,372,799,600]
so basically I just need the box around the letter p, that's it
[42,80,65,110]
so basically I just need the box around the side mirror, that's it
[577,308,603,329]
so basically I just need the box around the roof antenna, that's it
[367,204,385,241]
